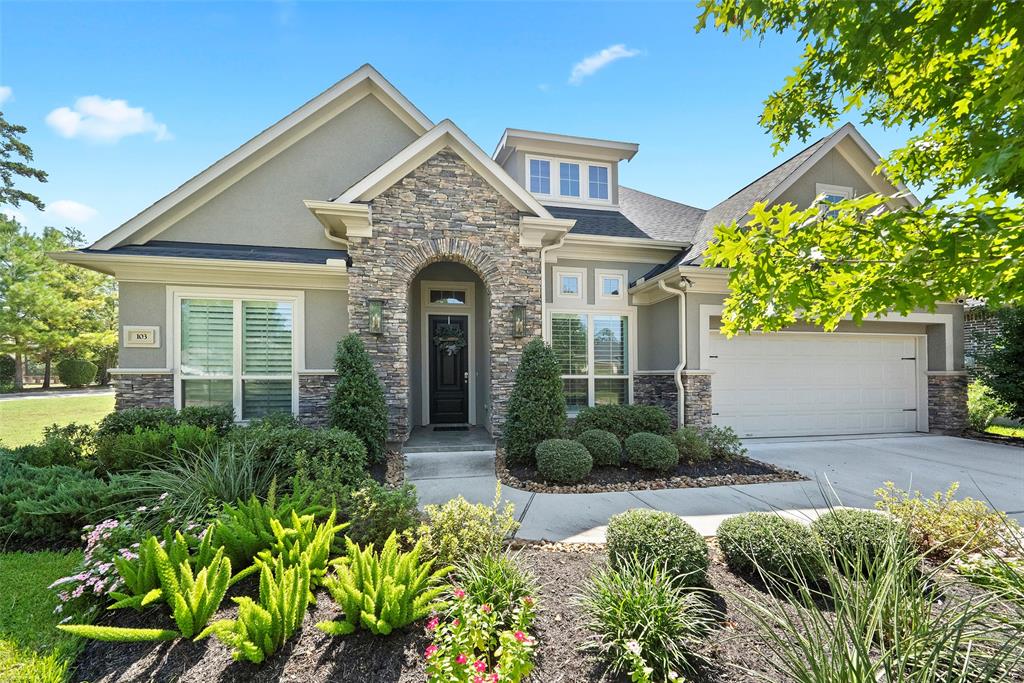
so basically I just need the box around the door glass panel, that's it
[429,290,466,305]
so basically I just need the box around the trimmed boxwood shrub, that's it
[717,512,822,583]
[177,405,235,435]
[572,404,672,441]
[504,338,567,466]
[625,432,679,471]
[96,405,235,439]
[812,508,906,566]
[56,359,97,387]
[607,509,708,586]
[328,334,389,463]
[576,429,621,467]
[293,428,370,496]
[535,438,592,483]
[672,426,713,463]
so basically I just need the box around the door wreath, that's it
[433,323,467,356]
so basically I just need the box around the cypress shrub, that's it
[503,338,566,466]
[56,359,97,387]
[328,334,388,463]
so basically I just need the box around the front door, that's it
[429,315,469,424]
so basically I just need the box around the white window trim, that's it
[166,286,305,421]
[525,154,613,205]
[419,280,476,426]
[595,268,628,305]
[815,183,853,203]
[553,267,586,304]
[527,157,552,196]
[545,305,637,413]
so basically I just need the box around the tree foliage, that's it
[0,112,47,211]
[976,307,1024,421]
[696,0,1024,333]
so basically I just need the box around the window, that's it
[550,312,630,412]
[554,268,586,302]
[815,183,853,218]
[178,295,295,420]
[595,269,627,304]
[589,165,609,200]
[429,289,467,305]
[560,275,580,296]
[529,158,550,194]
[559,162,580,197]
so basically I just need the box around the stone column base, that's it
[927,372,968,433]
[633,374,679,428]
[682,372,712,428]
[298,373,338,428]
[112,372,174,410]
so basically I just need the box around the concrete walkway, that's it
[0,387,114,402]
[406,434,1024,543]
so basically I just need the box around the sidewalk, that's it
[0,387,114,402]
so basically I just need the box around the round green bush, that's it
[504,339,567,466]
[576,429,621,467]
[535,439,592,483]
[56,359,97,387]
[625,432,679,471]
[671,426,712,463]
[607,509,709,585]
[811,509,906,565]
[717,513,822,583]
[571,404,672,440]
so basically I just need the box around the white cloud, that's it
[46,199,98,223]
[46,95,171,143]
[569,44,641,85]
[0,86,12,105]
[1,207,26,224]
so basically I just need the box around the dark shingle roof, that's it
[618,187,705,242]
[545,206,649,239]
[82,241,351,265]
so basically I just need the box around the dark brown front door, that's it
[429,315,469,424]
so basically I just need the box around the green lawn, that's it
[987,424,1024,438]
[0,394,114,447]
[0,551,84,683]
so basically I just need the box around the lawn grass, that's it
[987,423,1024,438]
[0,551,84,683]
[0,394,114,447]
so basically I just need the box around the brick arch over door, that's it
[345,148,543,441]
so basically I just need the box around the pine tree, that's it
[328,334,389,462]
[503,338,566,466]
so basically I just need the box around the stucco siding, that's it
[304,289,349,369]
[638,297,679,371]
[118,282,168,368]
[157,95,419,249]
[774,148,874,208]
[546,258,653,305]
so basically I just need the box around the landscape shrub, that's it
[197,553,311,663]
[336,480,421,550]
[967,381,1011,431]
[580,556,712,681]
[56,359,97,387]
[575,429,621,467]
[328,333,389,463]
[177,404,235,435]
[94,425,175,473]
[812,508,907,569]
[875,482,1016,558]
[503,338,566,466]
[0,354,15,385]
[316,532,450,636]
[625,432,679,471]
[976,306,1024,422]
[168,424,220,457]
[7,422,95,468]
[421,484,519,566]
[671,426,713,463]
[96,407,179,438]
[291,428,370,499]
[716,512,822,584]
[572,404,672,441]
[703,425,747,460]
[456,552,538,627]
[607,509,709,586]
[535,438,592,483]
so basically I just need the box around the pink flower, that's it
[481,604,492,613]
[513,631,527,642]
[453,618,460,627]
[473,660,487,673]
[426,616,440,631]
[424,645,438,659]
[456,654,468,665]
[474,678,484,683]
[453,588,466,599]
[491,674,500,682]
[523,596,534,606]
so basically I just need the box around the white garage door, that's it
[708,333,921,438]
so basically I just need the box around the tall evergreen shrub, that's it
[503,338,566,466]
[328,334,388,463]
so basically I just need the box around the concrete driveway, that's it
[406,434,1024,543]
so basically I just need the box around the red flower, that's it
[513,631,527,642]
[453,587,466,599]
[473,660,487,673]
[424,645,438,659]
[481,603,492,613]
[456,653,468,665]
[426,616,440,631]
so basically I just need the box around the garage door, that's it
[708,333,921,438]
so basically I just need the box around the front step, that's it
[404,450,496,480]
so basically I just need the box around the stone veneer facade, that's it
[298,373,338,428]
[633,374,679,428]
[681,373,713,428]
[345,149,542,441]
[112,373,174,410]
[927,373,969,433]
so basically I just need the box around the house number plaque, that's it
[123,326,161,348]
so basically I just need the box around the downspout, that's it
[540,233,569,342]
[658,277,688,426]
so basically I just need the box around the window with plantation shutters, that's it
[549,311,631,413]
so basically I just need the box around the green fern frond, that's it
[57,624,178,642]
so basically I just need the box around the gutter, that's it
[658,277,688,427]
[540,233,569,342]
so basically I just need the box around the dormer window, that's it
[525,154,612,205]
[589,165,609,200]
[529,158,550,194]
[559,162,581,197]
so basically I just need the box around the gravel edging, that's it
[962,429,1024,448]
[385,449,406,486]
[495,447,806,494]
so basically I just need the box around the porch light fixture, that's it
[367,300,384,335]
[512,305,526,338]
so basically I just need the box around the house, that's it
[53,64,968,443]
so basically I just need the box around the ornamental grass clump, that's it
[535,438,592,483]
[607,509,708,586]
[455,552,538,628]
[575,429,621,467]
[580,556,713,682]
[716,512,823,585]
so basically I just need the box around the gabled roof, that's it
[91,64,433,250]
[336,120,553,218]
[682,122,920,265]
[618,187,705,241]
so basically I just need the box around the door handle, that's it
[463,371,469,380]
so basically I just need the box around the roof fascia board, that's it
[91,65,432,251]
[493,128,639,161]
[337,120,553,218]
[839,126,922,207]
[563,233,690,249]
[555,235,688,265]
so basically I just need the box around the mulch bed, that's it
[962,429,1024,448]
[496,447,805,494]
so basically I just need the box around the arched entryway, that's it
[408,261,491,431]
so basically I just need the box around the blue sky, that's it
[1,1,915,243]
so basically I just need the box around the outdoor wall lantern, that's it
[512,305,526,338]
[367,300,384,335]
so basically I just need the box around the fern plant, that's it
[59,541,233,641]
[255,509,346,599]
[196,554,311,664]
[316,532,451,637]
